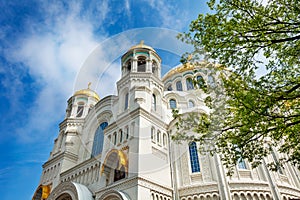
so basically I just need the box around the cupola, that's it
[121,41,161,78]
[65,83,100,118]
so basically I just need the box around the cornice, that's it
[94,95,118,110]
[117,72,164,89]
[95,176,173,197]
[43,152,64,168]
[178,182,219,196]
[60,157,100,178]
[59,118,85,130]
[43,151,78,169]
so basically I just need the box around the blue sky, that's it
[0,0,210,199]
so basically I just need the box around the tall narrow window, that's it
[238,158,247,169]
[167,85,172,91]
[91,122,108,157]
[169,99,177,109]
[126,60,131,72]
[152,60,157,75]
[113,132,117,145]
[188,100,195,108]
[189,142,201,173]
[137,57,146,72]
[176,81,182,91]
[125,126,129,140]
[124,93,129,110]
[157,131,161,144]
[76,104,84,117]
[67,104,72,117]
[151,127,155,142]
[152,94,156,111]
[186,77,194,90]
[235,145,248,169]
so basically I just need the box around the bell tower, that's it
[100,42,172,199]
[121,40,161,78]
[116,41,164,114]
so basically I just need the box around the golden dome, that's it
[162,61,221,81]
[129,40,156,52]
[162,62,197,81]
[74,83,100,101]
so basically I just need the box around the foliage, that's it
[175,0,300,174]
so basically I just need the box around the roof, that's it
[128,40,156,52]
[74,83,100,101]
[162,61,223,81]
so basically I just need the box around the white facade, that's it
[33,43,300,200]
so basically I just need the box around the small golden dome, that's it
[129,40,156,52]
[74,83,100,101]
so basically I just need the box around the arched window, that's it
[152,60,157,75]
[197,75,205,88]
[91,122,108,157]
[169,99,177,109]
[137,57,146,72]
[176,81,182,91]
[152,94,156,111]
[189,142,201,173]
[126,60,131,72]
[238,158,247,169]
[167,85,172,91]
[188,100,195,108]
[124,93,129,110]
[235,145,248,170]
[66,104,72,117]
[76,103,84,117]
[186,77,194,90]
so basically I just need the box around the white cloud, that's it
[2,0,193,143]
[4,1,105,142]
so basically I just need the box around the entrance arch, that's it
[99,190,131,200]
[46,182,93,200]
[56,193,73,200]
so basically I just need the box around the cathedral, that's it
[33,43,300,200]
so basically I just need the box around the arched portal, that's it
[56,193,73,200]
[45,182,93,200]
[100,190,131,200]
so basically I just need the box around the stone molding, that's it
[178,183,219,197]
[47,182,79,200]
[95,176,173,198]
[59,118,84,130]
